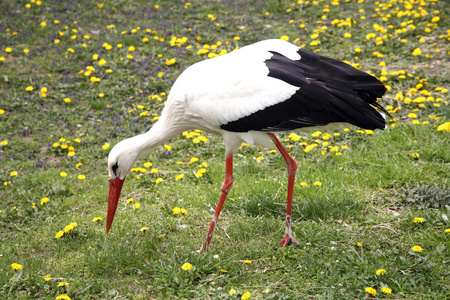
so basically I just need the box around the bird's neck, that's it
[134,117,181,160]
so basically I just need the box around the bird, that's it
[106,39,389,252]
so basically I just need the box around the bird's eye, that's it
[112,162,119,176]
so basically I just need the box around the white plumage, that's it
[106,39,389,251]
[171,40,300,130]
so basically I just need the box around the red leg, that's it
[199,154,233,252]
[268,133,300,247]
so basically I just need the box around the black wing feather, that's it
[221,48,390,132]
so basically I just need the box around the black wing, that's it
[221,48,389,132]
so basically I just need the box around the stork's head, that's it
[106,138,141,233]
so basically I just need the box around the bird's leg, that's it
[199,154,233,252]
[268,133,300,247]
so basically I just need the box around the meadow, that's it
[0,0,449,299]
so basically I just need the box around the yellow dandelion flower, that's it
[172,206,181,215]
[175,174,184,181]
[41,197,49,205]
[244,259,252,264]
[64,224,74,233]
[195,169,206,178]
[55,231,64,239]
[133,203,141,210]
[431,16,440,23]
[311,131,322,137]
[413,217,424,223]
[381,287,392,294]
[376,269,386,275]
[181,262,193,271]
[165,58,176,66]
[44,274,51,281]
[140,226,149,232]
[364,287,376,296]
[437,122,450,132]
[92,217,102,222]
[411,245,423,252]
[11,263,23,270]
[410,153,420,160]
[102,143,109,150]
[229,289,237,295]
[155,177,163,184]
[313,181,322,186]
[412,48,421,56]
[77,174,86,180]
[188,157,199,165]
[55,294,71,300]
[241,292,251,300]
[57,282,69,287]
[365,33,376,40]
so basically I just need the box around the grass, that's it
[1,0,449,299]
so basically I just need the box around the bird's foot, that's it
[279,233,300,247]
[196,241,209,253]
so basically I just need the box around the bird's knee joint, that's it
[287,161,297,176]
[221,179,233,193]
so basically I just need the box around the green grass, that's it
[1,0,449,299]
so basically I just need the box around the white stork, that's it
[106,39,389,251]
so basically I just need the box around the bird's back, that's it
[167,39,388,134]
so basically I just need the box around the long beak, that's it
[106,177,126,234]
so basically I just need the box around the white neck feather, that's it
[132,116,180,161]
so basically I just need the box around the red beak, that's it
[106,177,126,234]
